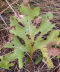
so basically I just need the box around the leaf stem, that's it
[30,40,33,72]
[28,19,34,72]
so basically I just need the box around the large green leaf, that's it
[34,30,60,50]
[20,3,40,19]
[0,3,60,70]
[0,56,13,69]
[40,47,53,69]
[4,36,26,69]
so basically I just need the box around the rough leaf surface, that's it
[0,3,60,69]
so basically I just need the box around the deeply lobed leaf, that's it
[0,3,60,70]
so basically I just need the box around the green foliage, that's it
[35,57,43,64]
[4,36,26,68]
[56,55,60,58]
[0,56,13,69]
[0,3,60,70]
[20,3,40,19]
